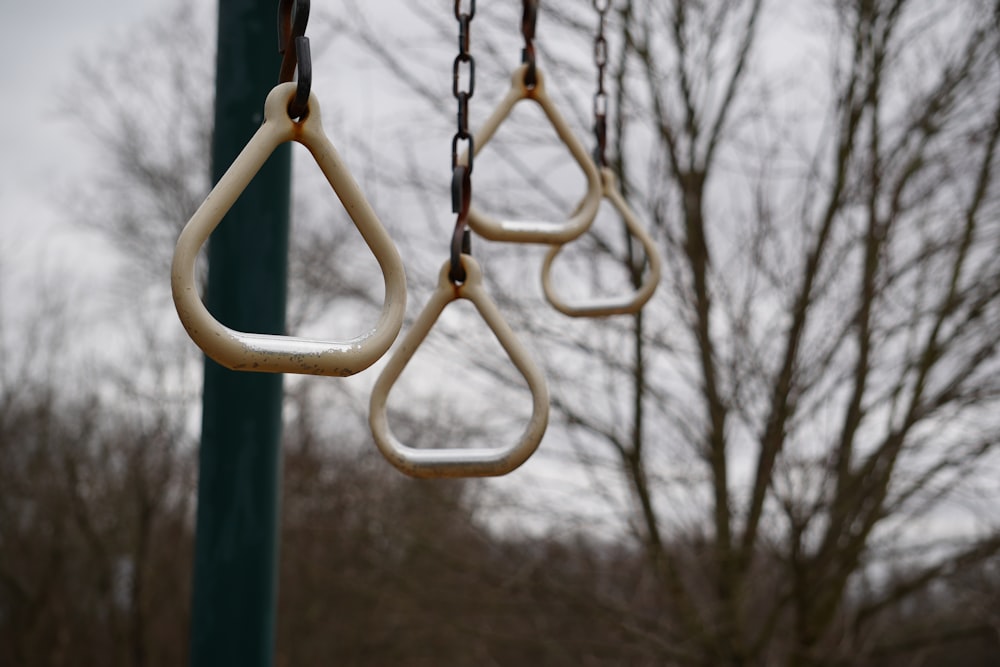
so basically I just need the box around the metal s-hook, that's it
[459,64,603,245]
[278,0,311,119]
[541,167,661,317]
[369,256,549,478]
[450,164,472,283]
[172,83,406,376]
[520,0,539,88]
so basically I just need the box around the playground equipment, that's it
[541,0,661,316]
[172,0,660,479]
[171,82,407,376]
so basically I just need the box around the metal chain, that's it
[450,0,476,283]
[521,0,539,87]
[592,0,611,167]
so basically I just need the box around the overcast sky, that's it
[1,0,170,191]
[2,0,162,151]
[0,1,176,313]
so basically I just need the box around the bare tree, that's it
[336,1,1000,664]
[0,309,197,667]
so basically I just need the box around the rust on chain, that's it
[278,0,311,119]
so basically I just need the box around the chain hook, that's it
[521,0,539,88]
[278,0,311,119]
[450,165,472,283]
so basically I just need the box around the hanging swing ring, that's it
[541,167,662,317]
[171,83,407,376]
[458,64,603,244]
[277,0,311,119]
[369,256,550,478]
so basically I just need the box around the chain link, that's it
[452,0,476,173]
[450,0,476,283]
[592,0,611,167]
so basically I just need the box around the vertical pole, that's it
[190,1,290,665]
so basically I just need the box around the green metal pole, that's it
[190,1,290,665]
